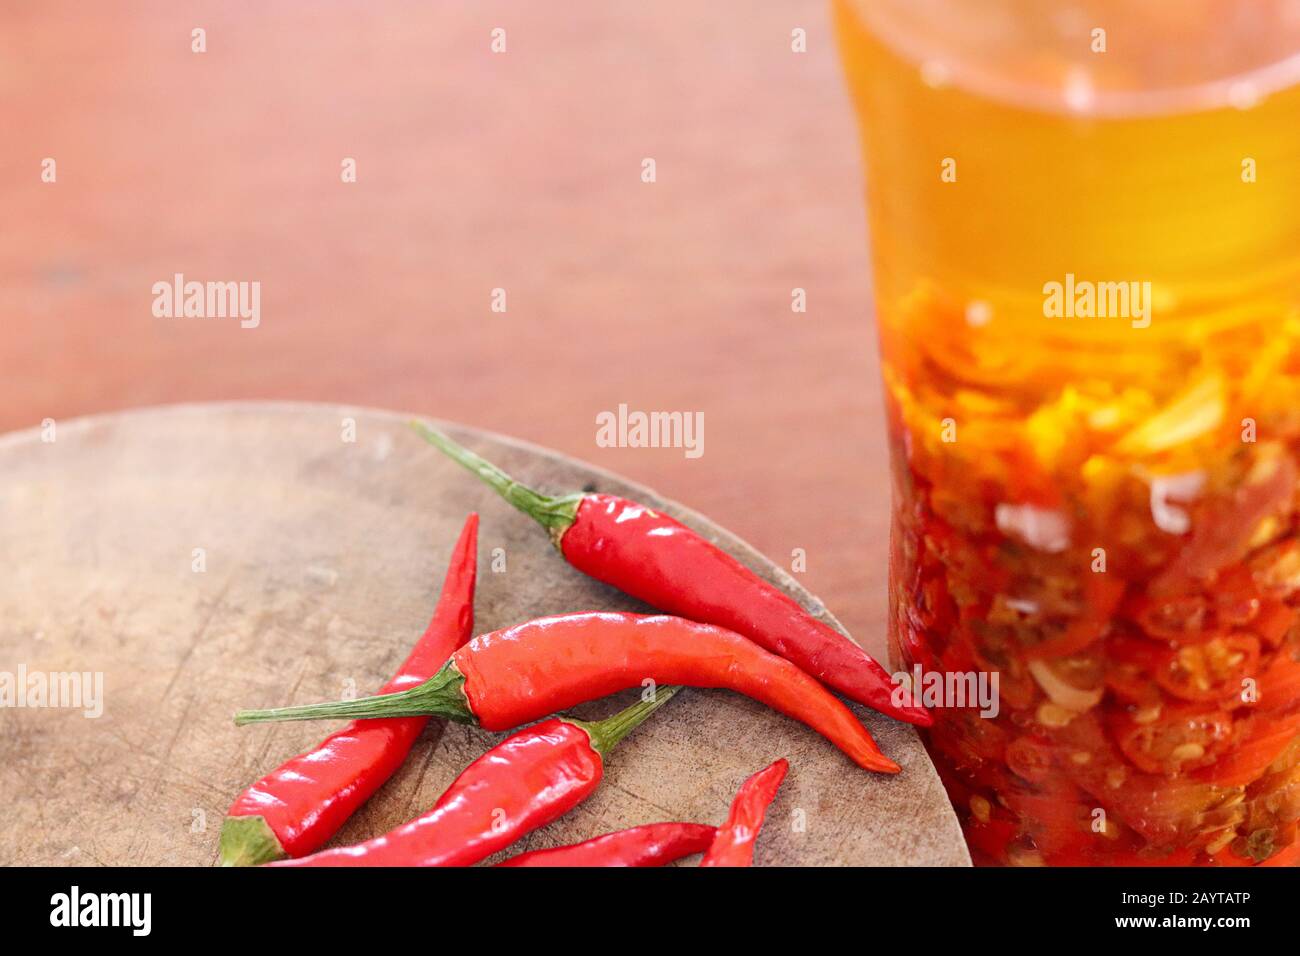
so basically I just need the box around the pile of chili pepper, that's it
[235,610,899,774]
[410,423,929,728]
[221,426,913,866]
[221,514,479,866]
[274,685,681,867]
[495,759,788,868]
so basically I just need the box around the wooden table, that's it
[3,2,888,652]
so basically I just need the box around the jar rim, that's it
[844,0,1300,117]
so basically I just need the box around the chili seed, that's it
[1036,703,1076,728]
[1069,751,1092,765]
[969,795,992,823]
[1205,828,1238,855]
[1248,515,1280,549]
[1171,743,1206,763]
[1007,845,1046,867]
[1133,704,1162,724]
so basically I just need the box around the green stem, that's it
[218,815,286,867]
[233,662,475,727]
[570,685,682,756]
[409,420,583,545]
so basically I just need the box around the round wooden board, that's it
[0,402,969,867]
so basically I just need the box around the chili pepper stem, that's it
[233,663,474,727]
[218,815,286,867]
[410,421,583,546]
[571,685,682,756]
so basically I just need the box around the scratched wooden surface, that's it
[0,404,968,866]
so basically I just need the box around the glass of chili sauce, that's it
[835,0,1300,865]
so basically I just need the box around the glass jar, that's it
[835,0,1300,865]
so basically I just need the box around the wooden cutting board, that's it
[0,403,968,866]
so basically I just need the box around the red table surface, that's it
[1,0,890,651]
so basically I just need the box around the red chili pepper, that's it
[1112,703,1236,775]
[1004,736,1056,784]
[272,686,680,867]
[1257,649,1300,709]
[1154,634,1260,704]
[235,611,899,773]
[496,822,717,867]
[411,423,928,727]
[1195,711,1300,787]
[219,514,478,866]
[1025,573,1126,660]
[700,758,789,867]
[1252,598,1296,645]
